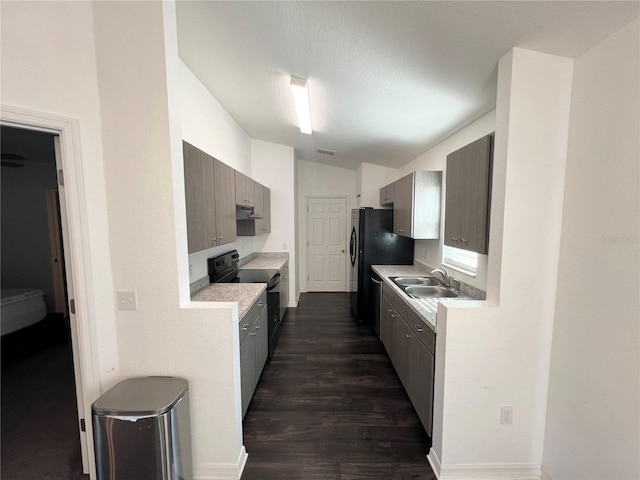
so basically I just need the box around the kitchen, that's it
[1,2,638,480]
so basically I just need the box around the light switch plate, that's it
[116,291,137,310]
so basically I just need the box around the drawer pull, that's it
[415,325,423,332]
[390,313,396,318]
[242,324,249,331]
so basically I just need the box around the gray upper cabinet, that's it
[238,182,271,236]
[444,134,493,254]
[381,171,442,239]
[380,182,395,206]
[235,171,254,207]
[213,158,237,245]
[183,142,217,253]
[183,141,237,253]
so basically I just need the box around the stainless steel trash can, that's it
[92,376,193,480]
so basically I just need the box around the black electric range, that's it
[208,250,282,359]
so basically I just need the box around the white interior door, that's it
[307,197,347,292]
[54,136,89,473]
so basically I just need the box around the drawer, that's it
[239,290,267,343]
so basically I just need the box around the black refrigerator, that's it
[349,208,414,323]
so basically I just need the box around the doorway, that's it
[306,197,348,292]
[0,125,87,478]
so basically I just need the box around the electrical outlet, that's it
[116,291,137,311]
[500,406,513,425]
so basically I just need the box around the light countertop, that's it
[372,264,479,333]
[191,283,266,319]
[372,264,439,331]
[239,252,289,271]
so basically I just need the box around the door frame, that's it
[1,104,100,476]
[304,195,350,292]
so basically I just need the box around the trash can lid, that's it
[92,376,189,416]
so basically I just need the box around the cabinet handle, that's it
[451,236,458,242]
[258,302,264,307]
[390,313,396,318]
[415,325,423,332]
[242,324,249,331]
[406,334,411,339]
[251,332,256,336]
[398,229,405,233]
[387,309,393,313]
[461,237,468,243]
[256,325,260,329]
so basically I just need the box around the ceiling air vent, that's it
[316,148,336,156]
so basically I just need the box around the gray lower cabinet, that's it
[381,284,435,436]
[239,291,268,417]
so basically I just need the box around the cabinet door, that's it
[381,296,395,353]
[240,331,255,417]
[263,187,271,234]
[380,183,394,206]
[390,312,408,386]
[254,305,269,380]
[253,182,265,233]
[393,173,413,237]
[183,142,216,253]
[235,171,254,207]
[213,158,237,245]
[406,334,435,436]
[445,135,492,254]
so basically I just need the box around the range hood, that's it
[236,205,263,220]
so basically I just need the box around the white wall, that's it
[251,139,297,306]
[429,48,574,477]
[297,159,356,292]
[0,0,120,391]
[542,19,640,480]
[356,162,399,208]
[94,2,245,477]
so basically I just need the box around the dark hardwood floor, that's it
[241,292,435,480]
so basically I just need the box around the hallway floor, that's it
[241,292,435,480]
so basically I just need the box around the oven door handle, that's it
[268,272,281,290]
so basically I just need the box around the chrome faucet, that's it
[430,266,450,285]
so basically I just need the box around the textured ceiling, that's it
[176,1,639,170]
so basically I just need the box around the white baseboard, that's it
[427,448,443,478]
[427,448,542,480]
[194,447,248,480]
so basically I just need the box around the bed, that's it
[1,289,47,336]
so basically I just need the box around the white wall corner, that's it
[193,446,248,480]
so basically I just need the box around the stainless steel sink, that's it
[404,286,459,299]
[392,276,441,287]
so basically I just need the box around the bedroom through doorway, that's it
[1,125,87,479]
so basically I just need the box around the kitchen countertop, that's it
[372,264,477,333]
[191,283,266,319]
[239,252,289,271]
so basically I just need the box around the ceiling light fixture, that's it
[290,76,312,135]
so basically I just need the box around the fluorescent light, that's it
[290,76,312,134]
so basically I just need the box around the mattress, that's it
[1,288,47,336]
